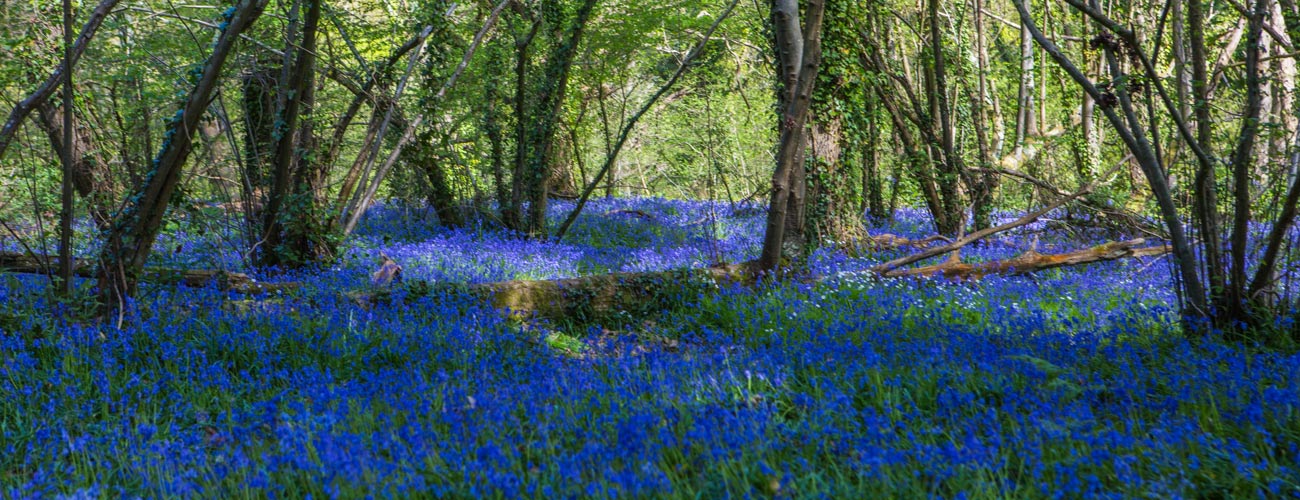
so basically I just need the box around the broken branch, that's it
[884,238,1171,279]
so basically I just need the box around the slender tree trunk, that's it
[863,92,886,221]
[97,0,268,314]
[551,0,739,241]
[1017,18,1039,145]
[484,42,510,221]
[57,0,75,296]
[1013,0,1208,319]
[1188,0,1224,299]
[968,0,997,231]
[521,0,600,238]
[929,0,965,235]
[876,85,947,233]
[506,19,540,231]
[758,0,826,273]
[1223,0,1268,331]
[332,100,385,219]
[258,0,322,268]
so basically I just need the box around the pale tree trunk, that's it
[773,0,808,258]
[1017,19,1039,145]
[758,0,825,273]
[1255,14,1274,179]
[1268,1,1296,168]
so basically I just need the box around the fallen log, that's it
[355,237,1168,323]
[5,234,1166,324]
[884,238,1171,280]
[0,251,295,294]
[350,264,752,322]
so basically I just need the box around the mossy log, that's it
[0,251,294,294]
[883,239,1170,280]
[353,264,751,323]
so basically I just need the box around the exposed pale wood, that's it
[884,239,1171,280]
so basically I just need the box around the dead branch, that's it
[604,209,655,220]
[861,233,951,251]
[0,251,294,294]
[884,238,1171,279]
[871,159,1125,275]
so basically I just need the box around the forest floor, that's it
[1,197,1298,497]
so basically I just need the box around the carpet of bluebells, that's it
[1,198,1299,498]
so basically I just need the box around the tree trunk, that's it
[758,0,826,273]
[482,45,511,224]
[1013,0,1208,320]
[805,116,861,248]
[968,0,998,231]
[1017,19,1039,144]
[410,131,465,228]
[239,62,278,234]
[97,0,268,314]
[928,0,965,236]
[1222,0,1268,332]
[862,93,886,222]
[516,0,599,239]
[34,102,112,226]
[258,0,323,269]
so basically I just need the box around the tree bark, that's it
[34,102,111,225]
[1223,0,1268,328]
[518,0,600,239]
[887,239,1170,280]
[758,0,826,273]
[258,0,323,268]
[928,0,965,236]
[96,0,268,314]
